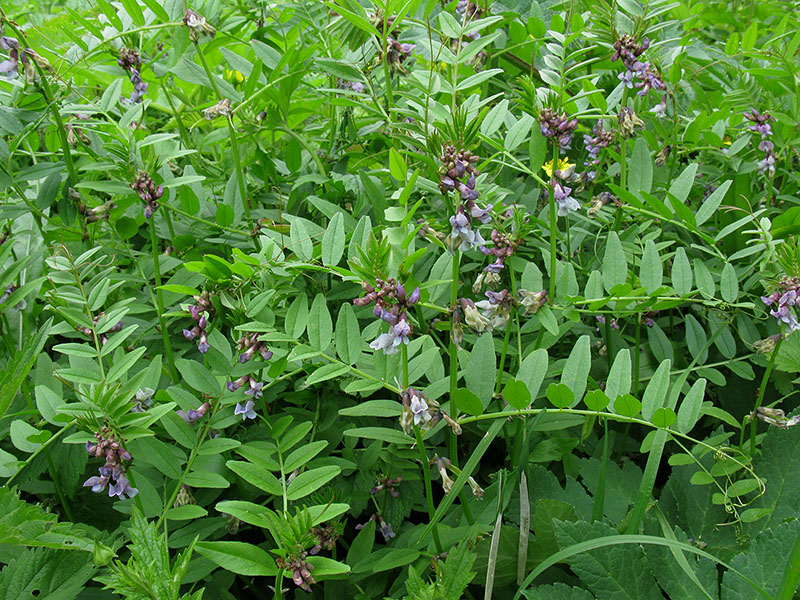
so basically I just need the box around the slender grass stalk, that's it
[45,446,74,522]
[548,142,560,303]
[414,425,443,554]
[591,418,608,522]
[485,472,503,600]
[148,218,178,382]
[516,471,530,586]
[749,336,783,456]
[777,525,800,600]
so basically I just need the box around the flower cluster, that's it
[744,109,776,177]
[518,289,547,314]
[77,312,123,346]
[83,427,138,499]
[439,145,482,203]
[587,191,619,218]
[309,524,340,555]
[596,315,620,331]
[756,406,800,429]
[0,27,50,82]
[354,278,420,355]
[611,35,666,98]
[183,292,214,353]
[204,98,231,120]
[385,38,415,73]
[356,513,395,542]
[184,9,216,43]
[539,108,578,152]
[619,107,645,138]
[78,200,116,224]
[434,456,484,498]
[236,332,274,364]
[370,475,402,498]
[130,170,163,219]
[553,178,580,216]
[475,229,518,286]
[337,78,364,93]
[177,401,211,425]
[276,554,315,592]
[227,376,265,401]
[400,387,460,435]
[456,0,481,18]
[117,48,147,104]
[762,276,800,331]
[584,120,614,166]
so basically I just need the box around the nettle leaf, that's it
[523,582,595,599]
[0,548,95,599]
[554,520,663,600]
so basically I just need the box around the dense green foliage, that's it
[1,0,800,598]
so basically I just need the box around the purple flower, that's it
[177,402,210,424]
[83,467,112,493]
[234,400,257,420]
[244,380,264,399]
[369,317,411,355]
[618,70,635,88]
[553,181,580,216]
[409,393,430,426]
[650,96,667,119]
[448,211,486,252]
[108,472,139,499]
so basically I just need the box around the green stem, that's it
[449,252,461,404]
[45,446,75,522]
[401,343,409,389]
[591,418,608,522]
[749,337,783,456]
[548,143,560,302]
[149,219,178,382]
[194,43,254,235]
[414,425,443,554]
[777,525,800,600]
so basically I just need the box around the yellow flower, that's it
[225,69,244,84]
[543,157,574,177]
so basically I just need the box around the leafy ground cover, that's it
[1,0,800,598]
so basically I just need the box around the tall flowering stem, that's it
[748,336,783,457]
[413,424,443,554]
[548,142,560,302]
[148,217,178,381]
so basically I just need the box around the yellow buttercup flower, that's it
[225,69,244,84]
[543,157,574,177]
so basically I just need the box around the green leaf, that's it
[465,333,496,407]
[584,389,610,412]
[602,232,627,292]
[0,548,94,599]
[290,219,313,261]
[52,343,96,359]
[668,164,698,205]
[226,460,283,495]
[0,318,52,420]
[482,99,509,137]
[720,263,738,303]
[338,400,401,418]
[456,68,503,91]
[685,315,708,363]
[307,294,333,351]
[695,180,731,226]
[560,335,591,406]
[452,387,484,416]
[639,240,662,293]
[195,541,278,576]
[675,378,707,433]
[286,466,341,501]
[517,348,548,402]
[322,212,345,267]
[305,363,350,386]
[503,379,532,410]
[547,383,574,408]
[343,427,413,445]
[174,358,218,395]
[284,440,328,472]
[504,114,535,151]
[216,500,275,528]
[183,471,230,489]
[629,138,652,196]
[389,148,406,181]
[671,248,693,296]
[286,293,309,339]
[335,303,362,365]
[106,347,146,383]
[613,394,642,418]
[641,359,671,421]
[605,349,631,408]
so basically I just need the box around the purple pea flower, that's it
[234,400,257,420]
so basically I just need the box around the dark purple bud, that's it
[408,287,421,304]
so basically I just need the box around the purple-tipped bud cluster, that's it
[370,475,402,497]
[385,38,415,73]
[744,109,776,177]
[117,48,147,104]
[476,229,518,284]
[227,375,265,399]
[0,30,20,77]
[456,0,481,18]
[762,277,800,332]
[596,315,620,330]
[655,145,671,167]
[183,9,216,43]
[183,292,214,353]
[337,78,364,93]
[587,191,619,218]
[539,108,578,151]
[83,427,138,500]
[756,405,800,429]
[177,401,211,424]
[277,554,316,593]
[309,524,340,556]
[236,332,273,363]
[77,312,123,346]
[130,170,163,219]
[584,120,614,166]
[438,144,482,202]
[0,28,49,82]
[355,278,420,355]
[611,35,665,100]
[619,107,645,138]
[79,200,116,223]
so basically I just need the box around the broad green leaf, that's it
[284,440,328,472]
[452,387,484,416]
[720,263,738,303]
[286,466,341,501]
[389,148,406,181]
[641,359,671,421]
[307,294,333,351]
[668,163,698,206]
[547,383,574,408]
[226,460,283,495]
[602,232,627,291]
[335,303,362,365]
[305,363,350,386]
[290,219,313,261]
[671,248,693,296]
[196,541,278,576]
[516,348,548,402]
[605,349,632,408]
[696,180,731,226]
[503,379,531,410]
[0,318,52,420]
[174,358,218,395]
[629,138,652,196]
[286,293,309,339]
[685,315,708,363]
[692,259,715,299]
[465,333,496,407]
[640,240,662,293]
[675,378,707,433]
[481,99,509,137]
[560,335,591,406]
